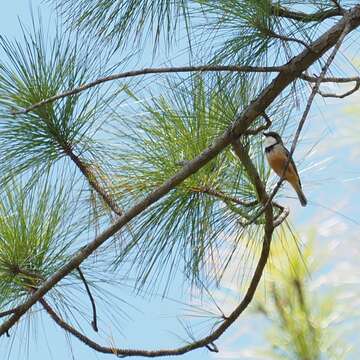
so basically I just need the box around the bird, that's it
[263,131,307,207]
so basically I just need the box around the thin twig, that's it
[0,307,20,318]
[190,186,257,207]
[266,29,312,50]
[243,112,272,135]
[316,79,360,98]
[11,65,285,116]
[63,145,124,217]
[301,73,360,97]
[39,298,110,353]
[2,5,360,342]
[231,140,270,207]
[15,268,44,281]
[331,0,345,14]
[77,267,98,332]
[300,74,360,83]
[272,204,290,227]
[233,201,287,228]
[205,343,219,353]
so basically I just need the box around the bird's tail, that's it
[296,187,307,207]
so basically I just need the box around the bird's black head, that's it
[263,131,283,149]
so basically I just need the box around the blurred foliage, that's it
[250,230,350,360]
[339,104,360,159]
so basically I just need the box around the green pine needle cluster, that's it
[111,75,274,289]
[53,0,190,50]
[0,20,111,187]
[0,181,74,311]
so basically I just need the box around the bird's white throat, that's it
[264,136,277,148]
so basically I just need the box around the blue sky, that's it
[0,2,360,360]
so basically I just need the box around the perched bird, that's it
[263,131,307,207]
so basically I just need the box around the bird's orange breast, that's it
[266,146,298,186]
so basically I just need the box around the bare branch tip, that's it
[205,342,219,353]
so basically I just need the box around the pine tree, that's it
[0,1,359,358]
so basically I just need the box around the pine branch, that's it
[1,5,360,346]
[271,4,342,23]
[38,172,274,358]
[11,65,284,116]
[231,140,268,205]
[0,307,20,318]
[301,74,360,98]
[63,145,123,216]
[40,214,273,358]
[316,81,360,98]
[49,137,266,359]
[301,74,360,83]
[39,297,123,356]
[190,186,257,207]
[264,28,311,50]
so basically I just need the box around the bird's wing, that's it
[283,147,301,186]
